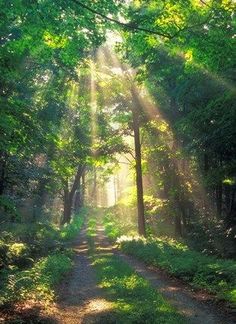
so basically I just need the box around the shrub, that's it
[118,236,236,305]
[0,252,73,306]
[0,209,86,307]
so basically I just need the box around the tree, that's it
[117,0,236,244]
[0,0,123,223]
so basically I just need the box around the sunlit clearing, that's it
[104,152,135,207]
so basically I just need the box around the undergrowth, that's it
[103,212,236,306]
[0,252,72,306]
[0,208,86,307]
[87,215,97,254]
[103,210,137,240]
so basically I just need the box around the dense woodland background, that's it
[0,0,236,311]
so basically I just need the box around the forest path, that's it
[116,248,235,324]
[44,223,235,324]
[48,226,113,323]
[99,226,235,324]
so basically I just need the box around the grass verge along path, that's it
[86,213,186,324]
[0,209,86,322]
[118,236,236,306]
[92,252,186,323]
[103,212,236,307]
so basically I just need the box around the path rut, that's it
[49,227,113,324]
[47,225,235,324]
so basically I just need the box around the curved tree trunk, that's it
[61,165,85,225]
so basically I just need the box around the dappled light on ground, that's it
[1,1,235,322]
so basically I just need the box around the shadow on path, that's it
[48,227,114,324]
[9,223,234,324]
[95,225,235,324]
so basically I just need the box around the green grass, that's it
[117,236,236,306]
[92,253,186,323]
[103,212,236,306]
[86,214,97,253]
[86,211,185,323]
[60,208,86,241]
[87,217,97,237]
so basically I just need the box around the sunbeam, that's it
[95,42,217,223]
[90,60,98,154]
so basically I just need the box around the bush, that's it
[7,242,32,268]
[0,209,86,307]
[0,252,73,306]
[118,236,236,305]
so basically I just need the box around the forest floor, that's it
[1,223,235,323]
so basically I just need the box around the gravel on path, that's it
[48,227,114,324]
[51,224,236,324]
[94,225,236,324]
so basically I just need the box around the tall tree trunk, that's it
[175,213,182,237]
[74,180,81,212]
[131,87,146,237]
[81,170,86,206]
[93,168,97,206]
[61,165,85,225]
[62,186,72,225]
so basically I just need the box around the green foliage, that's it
[0,0,126,229]
[6,243,31,268]
[60,210,85,241]
[118,236,236,305]
[0,252,72,306]
[118,0,236,245]
[86,215,97,253]
[0,196,21,221]
[87,217,97,237]
[0,210,85,307]
[92,253,185,323]
[103,210,137,241]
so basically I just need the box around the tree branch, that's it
[70,0,172,38]
[70,0,214,40]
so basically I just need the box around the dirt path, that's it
[116,252,235,324]
[11,223,233,324]
[95,225,235,324]
[48,227,113,324]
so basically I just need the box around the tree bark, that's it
[62,186,72,225]
[61,165,85,225]
[74,185,81,212]
[81,169,86,206]
[131,87,146,237]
